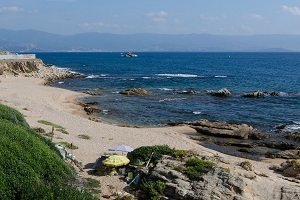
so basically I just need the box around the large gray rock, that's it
[190,120,254,139]
[150,156,245,200]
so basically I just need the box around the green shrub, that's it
[141,179,165,200]
[0,104,28,127]
[0,104,96,199]
[127,145,175,164]
[185,157,214,180]
[56,128,69,135]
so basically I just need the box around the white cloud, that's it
[199,14,227,21]
[282,5,300,16]
[0,6,24,13]
[146,11,169,23]
[250,13,263,20]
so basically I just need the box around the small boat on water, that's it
[121,52,138,57]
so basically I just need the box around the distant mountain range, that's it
[1,29,300,52]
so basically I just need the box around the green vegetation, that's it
[173,150,194,160]
[0,104,96,199]
[185,157,214,180]
[127,145,175,164]
[60,141,79,150]
[38,120,64,129]
[78,134,91,140]
[141,179,166,200]
[291,159,300,168]
[86,178,101,188]
[32,127,46,133]
[44,132,54,138]
[0,104,28,127]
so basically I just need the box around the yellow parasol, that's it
[102,155,130,167]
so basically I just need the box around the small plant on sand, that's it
[78,134,91,140]
[56,128,69,135]
[38,120,64,129]
[185,157,214,180]
[59,141,78,150]
[172,150,194,160]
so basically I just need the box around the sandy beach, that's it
[0,75,299,199]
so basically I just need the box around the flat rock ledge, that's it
[189,120,255,139]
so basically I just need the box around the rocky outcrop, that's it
[0,59,85,83]
[0,59,43,75]
[119,88,150,96]
[149,156,245,200]
[266,150,300,159]
[207,88,231,97]
[272,160,300,179]
[190,120,254,139]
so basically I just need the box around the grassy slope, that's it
[0,104,97,200]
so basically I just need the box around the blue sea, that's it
[36,52,300,131]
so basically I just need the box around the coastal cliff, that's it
[0,59,83,83]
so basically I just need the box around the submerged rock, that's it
[242,91,265,98]
[176,90,200,95]
[83,88,103,96]
[207,88,231,97]
[119,88,151,96]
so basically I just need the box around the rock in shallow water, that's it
[207,88,231,97]
[242,91,265,98]
[119,88,151,96]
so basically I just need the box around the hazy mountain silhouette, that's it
[0,29,299,52]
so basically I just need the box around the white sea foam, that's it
[86,75,100,79]
[111,91,120,94]
[193,111,202,115]
[159,98,186,102]
[129,79,135,81]
[58,81,64,84]
[214,75,227,78]
[156,74,198,78]
[158,88,173,91]
[142,77,151,79]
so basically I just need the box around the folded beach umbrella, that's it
[109,144,134,152]
[102,155,130,167]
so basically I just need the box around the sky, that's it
[1,0,300,35]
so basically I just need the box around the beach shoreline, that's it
[0,72,299,198]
